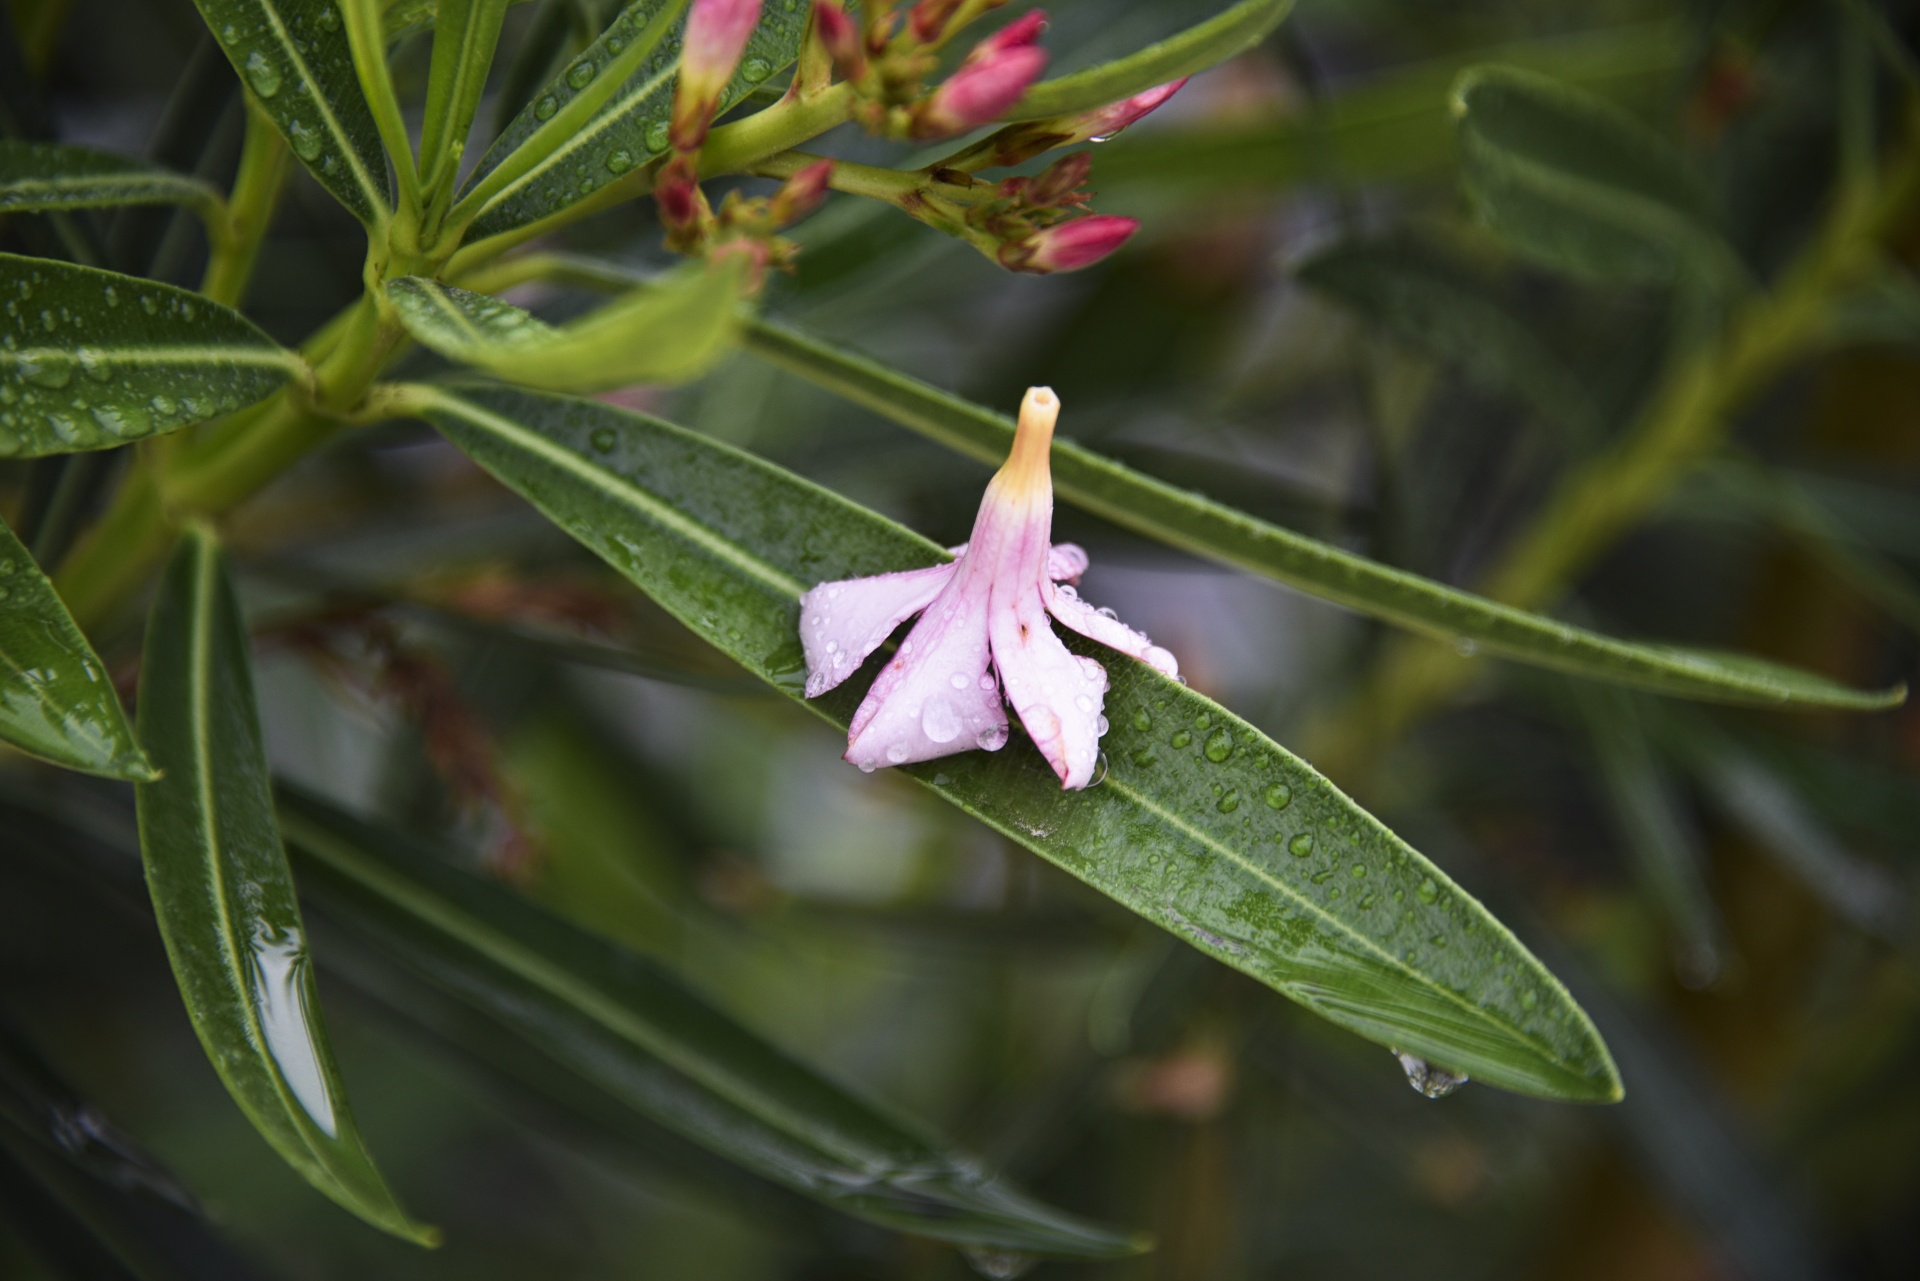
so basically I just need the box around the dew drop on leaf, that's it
[245,50,282,97]
[1264,783,1291,810]
[1394,1051,1468,1099]
[1203,729,1233,762]
[1289,832,1314,857]
[535,95,558,121]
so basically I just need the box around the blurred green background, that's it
[5,0,1920,1277]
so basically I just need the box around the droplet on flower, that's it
[886,743,910,764]
[976,724,1009,751]
[922,698,962,744]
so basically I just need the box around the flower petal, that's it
[799,561,955,698]
[1044,581,1180,679]
[989,585,1108,789]
[844,569,1009,771]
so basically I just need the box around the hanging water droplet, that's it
[1203,729,1233,762]
[1096,715,1109,736]
[535,95,559,120]
[962,1246,1036,1280]
[976,723,1009,751]
[245,50,282,97]
[1264,783,1291,810]
[1394,1051,1468,1099]
[921,698,962,744]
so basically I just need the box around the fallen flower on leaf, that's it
[799,387,1179,789]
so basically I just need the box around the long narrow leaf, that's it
[277,786,1145,1256]
[134,527,436,1246]
[1010,0,1295,121]
[0,254,302,458]
[411,381,1623,1103]
[419,0,512,193]
[0,141,227,238]
[188,0,393,224]
[736,315,1900,710]
[0,515,154,780]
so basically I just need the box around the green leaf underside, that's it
[1010,0,1297,121]
[133,529,435,1246]
[190,0,392,223]
[1296,238,1603,438]
[386,265,744,390]
[0,254,299,459]
[738,317,1901,711]
[1452,65,1737,286]
[0,517,152,780]
[461,0,807,242]
[417,382,1622,1103]
[0,141,223,218]
[278,789,1146,1257]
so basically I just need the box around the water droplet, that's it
[1130,747,1154,767]
[1416,877,1438,904]
[245,50,282,97]
[1288,832,1315,857]
[535,95,558,120]
[978,673,995,691]
[150,394,176,417]
[1169,730,1193,751]
[605,148,635,174]
[645,120,670,152]
[1394,1051,1468,1099]
[1264,783,1291,810]
[975,724,1008,751]
[742,57,771,81]
[1350,863,1367,878]
[0,560,15,576]
[316,6,339,30]
[1217,790,1240,813]
[589,426,617,452]
[885,742,910,764]
[963,1246,1036,1280]
[857,759,876,773]
[949,672,969,690]
[1520,989,1538,1010]
[606,34,626,53]
[287,120,322,161]
[1096,715,1109,736]
[1203,729,1232,762]
[1074,694,1094,713]
[1132,708,1151,731]
[921,698,962,744]
[567,60,596,89]
[77,348,112,381]
[22,352,72,388]
[1194,712,1211,729]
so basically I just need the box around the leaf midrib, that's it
[248,0,387,217]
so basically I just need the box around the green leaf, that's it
[133,527,437,1247]
[189,0,393,224]
[1296,237,1605,440]
[0,141,226,234]
[1010,0,1296,121]
[277,785,1147,1256]
[386,261,746,391]
[419,0,511,194]
[1451,64,1743,287]
[412,381,1623,1103]
[0,515,153,780]
[457,0,809,243]
[736,316,1902,711]
[0,254,301,458]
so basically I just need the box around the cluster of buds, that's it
[658,155,836,285]
[811,1,1051,141]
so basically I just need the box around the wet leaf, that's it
[0,253,300,458]
[134,527,436,1246]
[386,261,746,391]
[1451,64,1744,287]
[414,382,1624,1103]
[738,316,1901,711]
[277,786,1147,1256]
[1010,0,1296,121]
[418,0,512,194]
[0,516,153,780]
[187,0,393,224]
[0,141,226,231]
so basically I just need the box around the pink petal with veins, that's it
[990,582,1108,788]
[1045,580,1178,678]
[799,561,955,697]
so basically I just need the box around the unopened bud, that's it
[670,0,764,151]
[654,154,707,247]
[912,17,1048,139]
[975,77,1187,167]
[1000,213,1136,273]
[966,8,1045,61]
[1025,149,1091,207]
[811,1,865,79]
[770,158,835,223]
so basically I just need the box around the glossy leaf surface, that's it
[1297,238,1604,439]
[1011,0,1295,120]
[460,0,807,241]
[0,141,225,227]
[133,528,435,1246]
[0,515,153,780]
[188,0,393,224]
[1451,64,1741,286]
[419,0,511,192]
[279,786,1144,1255]
[0,254,300,458]
[738,317,1899,711]
[415,382,1622,1102]
[387,262,745,390]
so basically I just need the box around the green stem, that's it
[1310,125,1920,782]
[200,98,290,307]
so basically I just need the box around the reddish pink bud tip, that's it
[679,0,764,119]
[655,166,702,232]
[812,1,862,68]
[970,9,1047,61]
[773,158,835,222]
[1009,214,1137,273]
[919,44,1047,136]
[1085,77,1188,138]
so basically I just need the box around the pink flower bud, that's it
[966,8,1046,62]
[654,155,704,236]
[771,158,835,223]
[670,0,764,151]
[1074,78,1187,141]
[914,42,1047,138]
[1002,214,1137,274]
[811,1,865,78]
[1025,149,1091,208]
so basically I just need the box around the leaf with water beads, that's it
[0,254,301,459]
[411,382,1623,1103]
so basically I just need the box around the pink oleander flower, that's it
[671,0,764,151]
[913,10,1048,138]
[799,387,1178,789]
[1000,213,1137,273]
